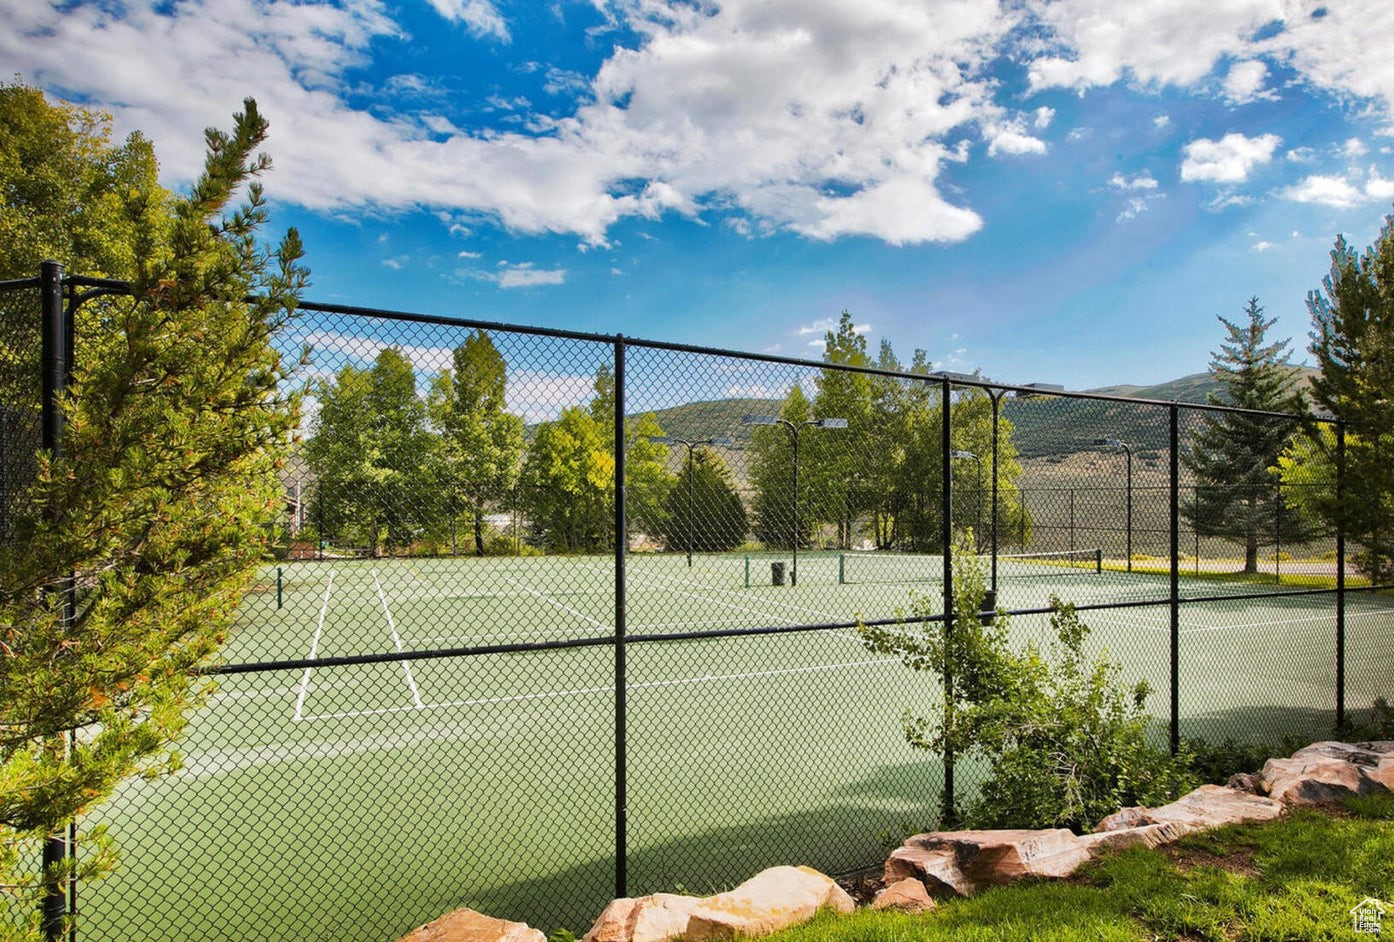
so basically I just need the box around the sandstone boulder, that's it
[684,866,854,940]
[884,843,975,897]
[1094,807,1154,832]
[1261,755,1387,805]
[891,828,1091,893]
[582,893,703,942]
[1290,741,1386,767]
[870,878,935,913]
[1079,820,1190,854]
[396,907,545,942]
[1224,772,1265,795]
[1146,784,1283,830]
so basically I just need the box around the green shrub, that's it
[861,537,1195,832]
[1182,737,1299,785]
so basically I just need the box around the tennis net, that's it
[838,547,1102,585]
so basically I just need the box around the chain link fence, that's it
[3,270,1390,941]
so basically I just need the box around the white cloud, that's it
[423,0,509,41]
[1222,60,1272,104]
[985,115,1048,157]
[456,260,567,288]
[1252,240,1274,251]
[1025,0,1281,91]
[723,384,785,398]
[1286,146,1317,163]
[457,250,482,259]
[1153,114,1171,130]
[1280,174,1362,208]
[381,257,403,270]
[796,317,871,337]
[1,0,1010,247]
[1108,172,1158,190]
[1367,167,1394,200]
[1342,137,1369,158]
[10,0,1394,252]
[1179,132,1281,183]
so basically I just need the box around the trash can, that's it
[771,561,786,586]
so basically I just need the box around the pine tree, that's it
[1182,298,1309,573]
[0,94,305,939]
[1281,218,1394,580]
[662,448,748,553]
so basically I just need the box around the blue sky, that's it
[6,0,1394,390]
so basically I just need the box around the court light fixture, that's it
[644,435,733,567]
[739,414,846,586]
[1094,438,1134,572]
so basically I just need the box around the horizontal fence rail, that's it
[2,269,1390,942]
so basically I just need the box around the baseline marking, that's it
[374,569,425,709]
[293,570,334,722]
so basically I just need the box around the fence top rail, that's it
[0,276,41,292]
[41,269,1335,425]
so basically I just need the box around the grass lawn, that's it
[769,793,1394,941]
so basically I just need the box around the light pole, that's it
[951,450,983,554]
[1095,438,1133,571]
[646,435,732,566]
[742,415,847,586]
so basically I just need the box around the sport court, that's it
[82,552,1393,941]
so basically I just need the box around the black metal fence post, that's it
[39,260,70,942]
[1336,420,1346,729]
[1169,404,1180,755]
[612,337,628,901]
[940,377,955,825]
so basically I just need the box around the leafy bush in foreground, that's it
[861,538,1194,832]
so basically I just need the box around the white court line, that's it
[293,571,334,722]
[1102,610,1335,635]
[299,654,899,721]
[502,576,610,629]
[596,563,868,645]
[621,563,841,622]
[374,570,424,709]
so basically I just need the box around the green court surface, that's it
[82,553,1393,941]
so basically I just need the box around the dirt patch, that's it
[835,866,886,906]
[1160,840,1259,878]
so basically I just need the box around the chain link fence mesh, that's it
[3,278,1390,941]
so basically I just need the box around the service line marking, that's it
[502,576,610,629]
[298,654,899,722]
[374,570,424,709]
[293,571,334,722]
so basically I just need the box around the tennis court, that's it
[82,552,1393,941]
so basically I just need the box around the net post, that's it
[838,553,845,584]
[744,555,750,589]
[612,336,628,900]
[1094,548,1102,574]
[277,567,283,609]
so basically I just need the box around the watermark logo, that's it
[1352,898,1387,934]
